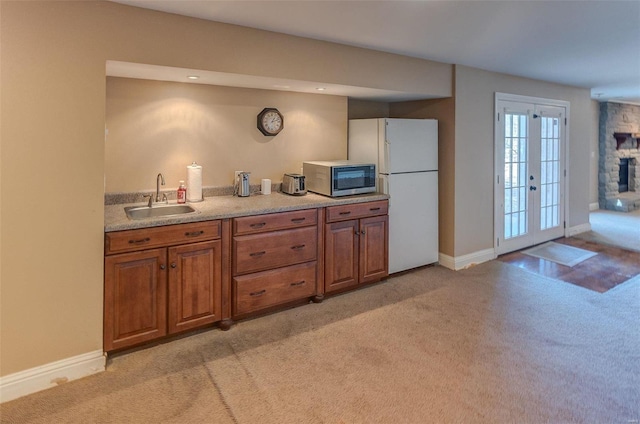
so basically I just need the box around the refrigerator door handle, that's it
[386,140,392,174]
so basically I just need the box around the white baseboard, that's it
[439,248,496,271]
[589,202,599,211]
[567,222,592,237]
[0,349,105,403]
[438,253,456,270]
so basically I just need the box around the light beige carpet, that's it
[1,261,639,423]
[575,208,640,252]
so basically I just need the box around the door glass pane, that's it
[503,112,528,239]
[539,116,561,230]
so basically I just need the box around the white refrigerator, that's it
[348,118,438,273]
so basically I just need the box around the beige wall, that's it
[0,1,452,377]
[348,99,390,120]
[1,0,595,379]
[453,65,592,257]
[1,2,109,376]
[346,97,457,257]
[390,98,456,257]
[106,78,347,193]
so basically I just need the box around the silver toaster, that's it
[282,173,307,196]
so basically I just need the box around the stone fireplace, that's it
[598,102,640,212]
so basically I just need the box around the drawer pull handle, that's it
[291,244,305,250]
[250,222,266,228]
[250,251,266,257]
[339,211,351,215]
[291,218,306,223]
[250,289,266,297]
[185,230,204,237]
[369,207,381,211]
[290,280,306,287]
[129,237,151,244]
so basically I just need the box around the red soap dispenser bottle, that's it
[177,180,187,204]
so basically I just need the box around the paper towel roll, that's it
[187,162,203,202]
[261,178,271,195]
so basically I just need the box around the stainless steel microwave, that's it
[302,161,377,197]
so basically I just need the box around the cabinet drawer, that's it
[233,209,317,235]
[105,221,221,255]
[326,200,388,223]
[233,261,316,316]
[234,226,317,275]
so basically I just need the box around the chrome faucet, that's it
[156,173,167,203]
[143,194,153,208]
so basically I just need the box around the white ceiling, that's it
[111,0,640,104]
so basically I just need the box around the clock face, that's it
[258,108,284,135]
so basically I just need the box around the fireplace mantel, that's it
[613,132,640,150]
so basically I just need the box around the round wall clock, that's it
[257,108,284,136]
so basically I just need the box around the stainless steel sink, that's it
[125,204,197,220]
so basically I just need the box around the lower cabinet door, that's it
[168,240,222,334]
[359,215,389,284]
[104,248,167,351]
[233,261,317,316]
[324,220,359,293]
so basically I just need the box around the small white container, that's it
[261,178,272,195]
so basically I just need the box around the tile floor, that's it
[497,237,640,293]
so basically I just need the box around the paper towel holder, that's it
[187,161,204,202]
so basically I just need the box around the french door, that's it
[494,94,568,255]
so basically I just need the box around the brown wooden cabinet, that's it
[168,240,222,334]
[232,209,322,319]
[104,248,167,351]
[324,201,388,294]
[104,221,224,352]
[104,198,387,352]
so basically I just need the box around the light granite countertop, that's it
[104,192,389,232]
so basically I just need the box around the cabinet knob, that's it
[170,263,177,269]
[361,230,366,235]
[160,264,166,270]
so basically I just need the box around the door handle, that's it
[529,186,537,191]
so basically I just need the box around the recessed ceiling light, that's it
[316,87,326,91]
[187,75,199,80]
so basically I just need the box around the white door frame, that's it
[494,92,571,255]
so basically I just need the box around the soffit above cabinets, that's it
[106,61,443,102]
